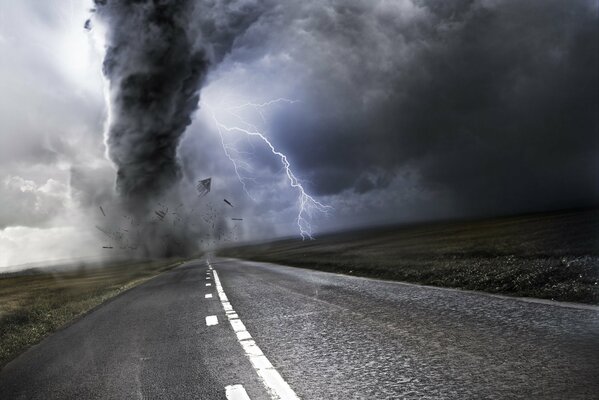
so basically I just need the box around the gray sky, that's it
[0,0,597,269]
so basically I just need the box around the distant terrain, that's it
[220,208,599,304]
[0,259,183,369]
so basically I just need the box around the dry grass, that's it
[0,259,183,369]
[220,209,599,304]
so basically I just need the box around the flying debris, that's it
[154,209,167,221]
[102,246,114,249]
[224,199,234,208]
[84,19,92,31]
[95,225,112,238]
[196,178,212,197]
[99,206,106,217]
[231,218,243,221]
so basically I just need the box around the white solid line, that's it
[258,369,299,400]
[206,315,218,326]
[205,294,213,299]
[225,384,251,400]
[230,319,247,332]
[236,330,252,341]
[213,270,300,400]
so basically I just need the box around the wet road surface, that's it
[1,257,598,399]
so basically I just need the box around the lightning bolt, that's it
[205,99,331,240]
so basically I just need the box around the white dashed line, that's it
[205,293,213,299]
[225,384,251,400]
[206,283,212,287]
[206,315,218,326]
[212,266,300,400]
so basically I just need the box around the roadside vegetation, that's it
[0,259,183,369]
[220,209,599,304]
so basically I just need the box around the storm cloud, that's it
[200,0,598,218]
[0,0,597,268]
[92,0,598,231]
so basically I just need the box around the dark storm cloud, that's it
[229,0,598,217]
[88,0,597,247]
[395,0,599,214]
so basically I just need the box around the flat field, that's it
[220,209,599,304]
[0,259,182,369]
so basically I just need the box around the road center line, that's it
[206,315,218,326]
[205,293,213,299]
[210,263,300,400]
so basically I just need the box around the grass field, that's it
[0,259,183,369]
[220,208,599,304]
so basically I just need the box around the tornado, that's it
[92,0,262,256]
[93,0,208,211]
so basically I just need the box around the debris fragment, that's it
[95,225,112,238]
[224,199,234,207]
[99,206,106,217]
[102,246,113,249]
[154,209,167,220]
[231,218,243,221]
[197,178,211,197]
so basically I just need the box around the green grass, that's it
[0,259,184,369]
[220,208,599,304]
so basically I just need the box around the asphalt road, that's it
[1,258,598,399]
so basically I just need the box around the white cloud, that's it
[0,226,104,271]
[0,1,112,269]
[0,176,69,229]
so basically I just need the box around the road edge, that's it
[219,257,599,312]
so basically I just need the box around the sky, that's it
[0,0,597,269]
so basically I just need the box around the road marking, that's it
[205,293,213,299]
[225,384,251,400]
[213,269,300,400]
[206,283,212,286]
[207,277,211,280]
[206,315,218,326]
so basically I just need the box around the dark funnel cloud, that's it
[91,0,263,255]
[94,0,206,208]
[93,0,262,211]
